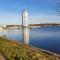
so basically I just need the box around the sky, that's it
[0,0,60,25]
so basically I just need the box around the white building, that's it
[3,25,7,28]
[0,25,3,31]
[22,10,29,44]
[22,10,29,27]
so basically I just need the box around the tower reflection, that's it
[23,27,29,44]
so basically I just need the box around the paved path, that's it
[0,54,5,60]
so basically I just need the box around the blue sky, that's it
[0,0,60,24]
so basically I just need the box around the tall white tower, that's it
[22,9,29,44]
[22,10,29,27]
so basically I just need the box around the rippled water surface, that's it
[0,26,60,54]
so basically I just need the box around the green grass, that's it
[0,37,60,60]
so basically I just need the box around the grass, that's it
[0,37,60,60]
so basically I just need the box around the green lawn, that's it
[0,37,60,60]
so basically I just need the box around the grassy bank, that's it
[0,37,60,60]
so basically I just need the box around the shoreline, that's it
[1,35,60,56]
[1,36,60,56]
[0,36,60,60]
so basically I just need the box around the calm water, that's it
[0,26,60,54]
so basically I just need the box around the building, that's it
[0,25,3,31]
[22,10,29,27]
[22,10,29,44]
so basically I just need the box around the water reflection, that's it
[22,27,29,44]
[0,27,60,54]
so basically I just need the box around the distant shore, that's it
[0,36,60,60]
[0,23,60,30]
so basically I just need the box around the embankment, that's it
[0,36,60,60]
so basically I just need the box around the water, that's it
[0,26,60,54]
